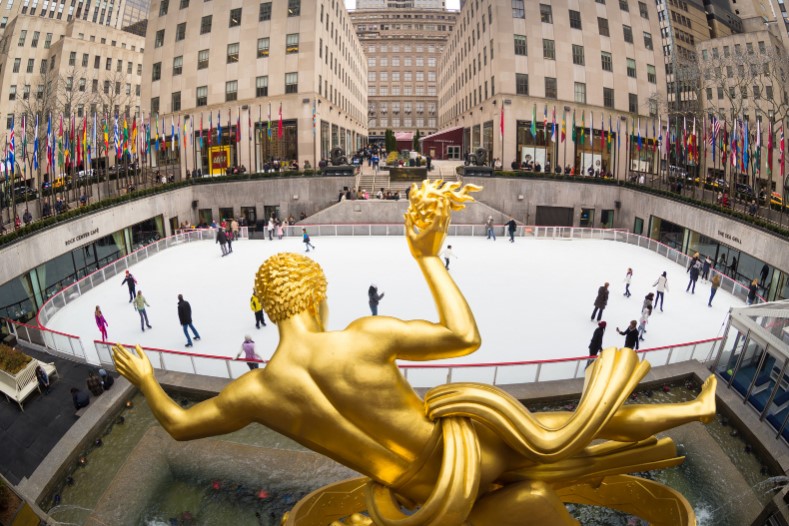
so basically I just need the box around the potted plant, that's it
[0,344,32,375]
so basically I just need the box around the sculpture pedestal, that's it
[459,166,494,177]
[322,166,356,177]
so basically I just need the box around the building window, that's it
[259,2,271,21]
[572,45,585,65]
[198,49,209,69]
[159,0,169,16]
[766,85,773,100]
[516,73,528,95]
[175,22,186,41]
[512,0,525,18]
[628,93,638,113]
[229,7,241,27]
[152,62,161,81]
[173,56,183,75]
[603,87,614,108]
[286,33,299,54]
[626,58,636,77]
[200,15,212,34]
[638,1,648,18]
[643,32,653,50]
[647,64,656,83]
[44,33,52,48]
[543,39,555,59]
[539,3,552,23]
[545,77,557,99]
[619,0,629,11]
[117,60,123,72]
[8,85,15,100]
[623,25,632,43]
[151,97,160,116]
[225,80,238,101]
[12,58,19,73]
[285,72,298,93]
[22,84,29,100]
[40,59,47,73]
[26,59,33,73]
[106,57,112,70]
[180,0,189,8]
[257,38,269,57]
[227,43,239,63]
[256,75,268,97]
[601,51,612,71]
[155,29,164,47]
[569,10,582,29]
[69,51,76,66]
[288,0,300,16]
[598,17,609,37]
[574,82,586,103]
[514,35,527,56]
[31,32,39,47]
[82,53,88,67]
[189,86,205,108]
[17,30,26,47]
[94,55,100,69]
[172,91,181,112]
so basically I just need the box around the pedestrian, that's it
[485,216,496,240]
[95,305,109,341]
[617,320,640,350]
[71,387,89,410]
[708,272,721,307]
[590,282,609,322]
[505,219,517,243]
[587,321,606,367]
[35,365,50,394]
[267,217,275,241]
[276,221,284,240]
[231,218,240,239]
[177,294,201,347]
[760,264,769,288]
[23,208,32,225]
[302,228,315,252]
[216,228,229,256]
[86,371,104,397]
[730,256,738,278]
[98,368,114,390]
[134,291,152,332]
[747,279,759,305]
[701,257,711,282]
[225,229,234,254]
[236,335,263,370]
[441,244,457,270]
[250,290,266,328]
[637,305,652,341]
[623,268,633,298]
[686,259,700,294]
[121,270,137,303]
[368,284,385,316]
[652,271,669,312]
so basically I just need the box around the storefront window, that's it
[516,121,553,169]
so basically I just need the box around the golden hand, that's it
[111,343,153,388]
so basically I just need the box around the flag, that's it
[601,114,605,150]
[64,117,71,167]
[57,114,63,168]
[46,113,52,172]
[190,113,194,146]
[616,118,620,151]
[21,114,26,175]
[75,117,82,167]
[571,110,576,143]
[171,115,175,151]
[580,111,585,146]
[743,119,749,170]
[33,114,39,171]
[551,106,557,142]
[607,115,612,149]
[530,104,537,138]
[277,103,283,139]
[199,112,204,148]
[543,104,547,130]
[267,103,271,140]
[217,110,222,145]
[312,99,317,136]
[103,116,110,154]
[780,125,785,179]
[208,111,212,147]
[665,115,671,156]
[236,108,241,143]
[637,118,642,151]
[499,104,504,139]
[755,118,761,175]
[561,110,566,143]
[132,117,138,155]
[113,115,119,159]
[768,119,773,177]
[183,116,188,150]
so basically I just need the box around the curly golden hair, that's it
[254,253,328,323]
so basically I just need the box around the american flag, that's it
[709,116,721,146]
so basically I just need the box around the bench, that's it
[0,359,59,411]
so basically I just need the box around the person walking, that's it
[485,216,496,240]
[652,271,669,312]
[686,259,700,294]
[225,228,234,254]
[587,321,606,367]
[35,365,50,394]
[236,335,263,370]
[701,257,712,282]
[441,245,458,270]
[302,228,315,252]
[121,270,137,303]
[623,268,633,298]
[250,290,266,328]
[95,306,109,341]
[617,320,640,350]
[590,282,609,322]
[637,305,652,341]
[505,219,517,243]
[708,272,721,307]
[267,217,276,241]
[368,284,385,315]
[216,228,229,256]
[134,291,152,332]
[760,264,770,288]
[86,371,104,397]
[178,294,201,347]
[747,279,759,305]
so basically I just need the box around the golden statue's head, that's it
[255,253,327,323]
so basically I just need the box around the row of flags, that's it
[2,103,288,178]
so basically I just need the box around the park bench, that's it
[0,359,59,411]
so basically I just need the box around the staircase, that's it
[356,163,460,195]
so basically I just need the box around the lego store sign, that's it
[209,146,231,175]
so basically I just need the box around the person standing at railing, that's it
[616,320,640,350]
[587,321,606,368]
[702,257,712,283]
[590,282,609,322]
[747,279,759,305]
[95,306,109,341]
[708,273,721,307]
[178,294,201,348]
[121,270,137,303]
[134,291,152,332]
[250,290,266,329]
[236,335,263,370]
[652,271,669,312]
[623,268,633,298]
[686,259,701,294]
[231,218,240,240]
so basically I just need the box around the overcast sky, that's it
[345,0,461,9]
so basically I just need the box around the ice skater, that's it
[441,244,457,270]
[590,282,609,322]
[302,228,315,252]
[623,268,633,297]
[485,216,496,240]
[121,270,137,303]
[177,294,201,347]
[686,259,700,294]
[216,228,229,256]
[236,335,264,370]
[226,229,234,254]
[95,306,109,341]
[637,305,652,341]
[708,272,721,307]
[701,257,711,282]
[250,290,266,328]
[652,271,669,312]
[368,284,385,316]
[267,217,276,240]
[617,320,640,350]
[587,321,606,367]
[134,291,152,332]
[747,279,759,305]
[506,218,517,242]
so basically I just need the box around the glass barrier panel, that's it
[336,225,354,236]
[669,345,695,363]
[449,366,496,385]
[690,340,718,363]
[227,360,259,379]
[144,349,164,370]
[715,327,745,377]
[643,349,671,367]
[399,367,449,389]
[744,345,776,406]
[192,356,232,378]
[156,351,194,374]
[95,343,113,364]
[538,360,580,382]
[371,225,390,236]
[493,364,539,384]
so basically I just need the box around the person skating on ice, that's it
[485,216,496,240]
[134,291,152,332]
[652,271,669,312]
[701,257,712,282]
[591,282,609,322]
[121,270,137,303]
[587,321,606,367]
[623,268,633,297]
[708,272,721,307]
[747,279,759,305]
[95,305,109,341]
[617,320,640,350]
[302,228,315,252]
[505,218,517,242]
[686,258,700,294]
[225,228,233,254]
[250,290,267,328]
[637,305,652,341]
[178,294,201,347]
[216,228,229,256]
[441,245,458,270]
[368,284,385,316]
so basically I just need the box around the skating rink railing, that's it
[92,337,720,388]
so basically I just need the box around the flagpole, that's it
[562,109,567,174]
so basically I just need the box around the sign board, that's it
[389,167,427,182]
[209,146,231,175]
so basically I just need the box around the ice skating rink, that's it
[45,235,742,366]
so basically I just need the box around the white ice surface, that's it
[45,235,742,371]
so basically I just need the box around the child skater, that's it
[624,268,633,297]
[95,305,109,341]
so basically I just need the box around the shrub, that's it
[0,344,32,375]
[386,152,399,166]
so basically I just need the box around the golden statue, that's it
[112,180,716,525]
